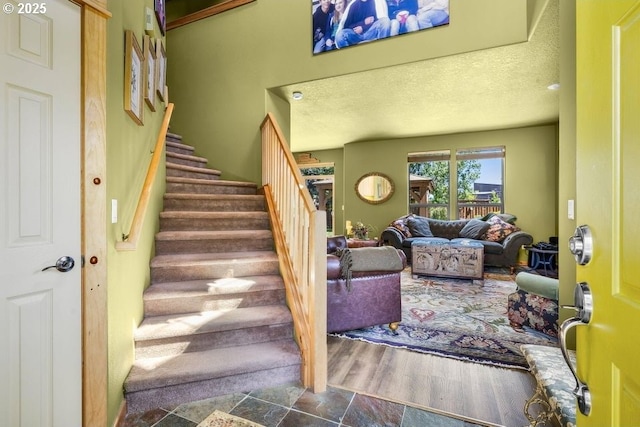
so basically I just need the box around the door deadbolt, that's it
[569,225,593,265]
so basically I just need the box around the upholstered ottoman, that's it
[411,239,484,280]
[508,272,559,337]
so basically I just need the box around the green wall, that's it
[305,124,559,258]
[106,0,168,423]
[165,0,529,183]
[557,0,577,345]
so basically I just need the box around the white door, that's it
[0,1,82,426]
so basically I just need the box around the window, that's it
[408,150,450,219]
[408,147,504,220]
[456,147,504,219]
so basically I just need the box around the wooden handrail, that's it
[167,0,255,31]
[116,103,174,251]
[260,113,327,392]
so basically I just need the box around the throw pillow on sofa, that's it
[484,215,519,242]
[459,218,491,239]
[390,215,413,238]
[482,212,518,225]
[407,216,434,237]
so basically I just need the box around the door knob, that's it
[560,282,592,416]
[42,256,75,272]
[569,225,593,265]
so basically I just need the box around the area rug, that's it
[197,410,265,427]
[329,268,558,370]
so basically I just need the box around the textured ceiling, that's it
[279,0,559,152]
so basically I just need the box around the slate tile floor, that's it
[121,382,485,427]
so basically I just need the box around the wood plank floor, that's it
[327,335,544,427]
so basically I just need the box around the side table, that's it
[347,238,380,248]
[525,246,558,277]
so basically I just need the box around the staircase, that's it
[123,133,301,413]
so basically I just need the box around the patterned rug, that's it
[330,268,558,370]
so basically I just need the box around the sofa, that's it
[380,213,533,269]
[327,236,407,333]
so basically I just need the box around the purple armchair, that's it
[326,236,407,333]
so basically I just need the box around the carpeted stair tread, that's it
[145,275,284,298]
[154,229,274,254]
[165,193,263,201]
[159,211,269,231]
[156,229,272,241]
[134,305,293,341]
[151,251,278,266]
[166,151,208,164]
[162,194,266,212]
[166,177,258,196]
[143,275,285,316]
[150,252,280,283]
[167,162,221,176]
[166,141,194,157]
[124,340,301,392]
[167,176,258,189]
[160,211,267,221]
[166,132,183,141]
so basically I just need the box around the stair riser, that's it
[125,365,301,413]
[163,199,265,212]
[155,238,274,255]
[144,289,286,316]
[151,261,280,283]
[166,157,207,169]
[166,182,256,195]
[166,134,183,142]
[167,168,220,181]
[135,323,293,358]
[166,145,193,156]
[160,216,270,231]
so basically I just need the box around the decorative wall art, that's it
[155,0,166,35]
[312,0,450,55]
[155,40,167,102]
[143,35,156,112]
[124,30,144,125]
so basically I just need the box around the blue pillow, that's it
[459,219,491,239]
[407,216,434,237]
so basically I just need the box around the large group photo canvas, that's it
[312,0,449,54]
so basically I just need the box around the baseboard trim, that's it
[112,400,128,427]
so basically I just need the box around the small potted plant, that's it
[352,221,375,240]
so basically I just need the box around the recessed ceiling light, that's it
[292,91,303,100]
[547,83,560,90]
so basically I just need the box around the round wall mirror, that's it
[355,172,395,204]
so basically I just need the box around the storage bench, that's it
[411,239,483,280]
[521,344,577,427]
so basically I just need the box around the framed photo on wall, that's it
[124,30,144,125]
[312,0,450,55]
[156,40,167,102]
[155,0,166,36]
[143,35,157,112]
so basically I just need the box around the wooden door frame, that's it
[74,0,110,425]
